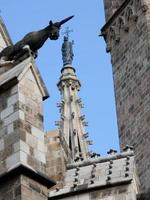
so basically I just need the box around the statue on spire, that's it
[61,27,74,66]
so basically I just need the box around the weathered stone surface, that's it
[0,176,21,200]
[46,130,68,189]
[102,0,150,192]
[103,0,125,21]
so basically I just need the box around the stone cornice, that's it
[0,164,55,188]
[49,179,132,199]
[67,151,134,169]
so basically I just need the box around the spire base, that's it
[61,64,76,73]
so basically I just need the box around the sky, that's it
[1,0,119,155]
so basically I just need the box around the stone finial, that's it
[123,145,134,152]
[107,149,117,155]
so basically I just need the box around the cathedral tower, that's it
[101,0,150,192]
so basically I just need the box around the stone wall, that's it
[101,0,150,192]
[0,61,47,175]
[0,84,21,174]
[21,175,48,200]
[0,176,21,200]
[0,58,53,199]
[0,175,49,200]
[46,130,68,189]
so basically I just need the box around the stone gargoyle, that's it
[0,15,74,66]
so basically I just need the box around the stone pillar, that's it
[101,0,150,192]
[0,57,54,199]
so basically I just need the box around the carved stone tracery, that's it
[102,0,145,52]
[58,79,80,91]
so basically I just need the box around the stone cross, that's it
[62,26,73,38]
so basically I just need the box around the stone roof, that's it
[0,57,49,100]
[49,150,136,198]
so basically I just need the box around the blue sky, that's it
[1,0,119,155]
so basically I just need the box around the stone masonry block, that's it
[37,140,45,153]
[4,111,19,126]
[20,141,30,154]
[19,110,25,121]
[18,93,26,104]
[13,141,20,152]
[14,141,30,155]
[31,126,44,142]
[20,151,27,165]
[34,150,46,163]
[0,138,4,151]
[0,106,14,120]
[26,133,37,149]
[7,94,19,106]
[4,111,25,127]
[7,123,14,134]
[6,152,20,169]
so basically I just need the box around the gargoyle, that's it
[0,15,74,64]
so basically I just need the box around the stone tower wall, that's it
[102,0,150,192]
[0,63,46,176]
[0,58,53,199]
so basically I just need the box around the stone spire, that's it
[57,34,89,162]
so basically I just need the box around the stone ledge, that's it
[67,151,134,169]
[0,164,55,189]
[49,179,132,199]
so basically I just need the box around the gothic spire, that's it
[57,34,90,163]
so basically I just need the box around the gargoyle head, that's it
[49,15,74,40]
